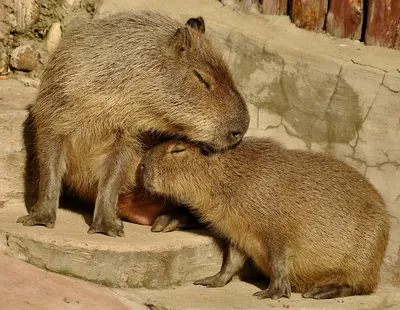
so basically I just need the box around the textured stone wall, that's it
[0,0,95,83]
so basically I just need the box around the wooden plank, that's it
[262,0,288,15]
[365,0,400,49]
[290,0,328,31]
[325,0,363,40]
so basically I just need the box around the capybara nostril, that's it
[229,130,244,144]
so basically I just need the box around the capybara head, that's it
[140,140,210,200]
[159,16,250,150]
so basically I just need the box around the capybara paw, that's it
[88,216,124,237]
[302,285,353,299]
[193,275,228,288]
[16,211,56,229]
[151,212,201,232]
[253,280,291,300]
[151,214,176,232]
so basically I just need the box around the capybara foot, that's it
[151,210,203,232]
[302,285,353,299]
[17,211,56,228]
[151,214,180,232]
[193,274,229,288]
[253,278,291,300]
[88,215,124,237]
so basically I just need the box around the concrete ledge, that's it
[1,201,222,289]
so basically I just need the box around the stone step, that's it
[0,200,222,289]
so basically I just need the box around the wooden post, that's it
[290,0,328,31]
[325,0,363,40]
[365,0,400,49]
[262,0,288,15]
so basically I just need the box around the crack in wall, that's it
[350,59,388,72]
[349,71,384,156]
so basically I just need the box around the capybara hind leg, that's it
[303,285,354,299]
[253,241,291,300]
[194,244,246,287]
[17,135,65,228]
[151,205,202,232]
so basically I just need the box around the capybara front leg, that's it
[17,134,65,228]
[88,143,134,237]
[194,244,247,287]
[253,241,291,300]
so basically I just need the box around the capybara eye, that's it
[170,145,187,154]
[193,70,210,89]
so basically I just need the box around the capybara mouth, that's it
[141,130,242,155]
[197,138,243,155]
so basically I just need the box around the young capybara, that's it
[17,11,250,237]
[140,137,390,299]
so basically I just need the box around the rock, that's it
[58,0,79,9]
[10,44,40,71]
[0,1,7,40]
[4,0,40,33]
[0,44,7,67]
[46,22,62,53]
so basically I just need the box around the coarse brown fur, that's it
[140,136,390,299]
[17,11,249,237]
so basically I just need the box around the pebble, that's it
[10,44,40,71]
[46,22,62,53]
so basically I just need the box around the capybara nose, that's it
[229,131,244,144]
[140,163,146,170]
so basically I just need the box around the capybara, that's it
[140,136,390,299]
[17,11,249,237]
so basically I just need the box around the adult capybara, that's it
[140,137,390,299]
[17,11,249,237]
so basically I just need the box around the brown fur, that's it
[140,136,390,299]
[17,11,249,237]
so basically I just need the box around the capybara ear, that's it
[173,27,192,53]
[186,17,205,33]
[168,143,187,154]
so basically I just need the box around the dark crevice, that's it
[5,232,10,247]
[360,0,369,42]
[287,0,293,17]
[323,0,331,31]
